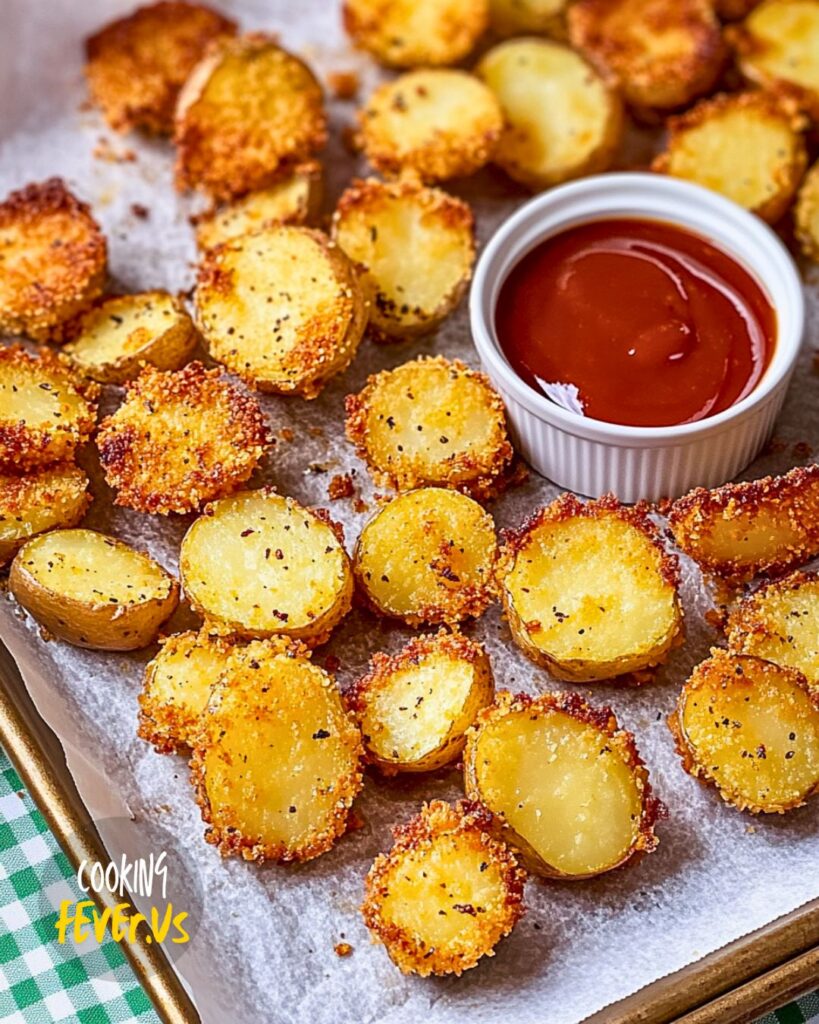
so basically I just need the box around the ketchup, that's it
[494,218,776,428]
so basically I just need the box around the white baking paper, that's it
[1,2,818,1022]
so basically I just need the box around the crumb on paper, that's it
[346,807,368,834]
[334,942,353,957]
[278,427,295,442]
[762,435,788,456]
[328,473,355,500]
[324,653,341,673]
[792,441,813,459]
[327,70,359,100]
[340,124,359,154]
[131,203,150,219]
[308,425,324,438]
[93,137,136,163]
[353,497,368,513]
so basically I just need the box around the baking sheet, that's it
[1,2,819,1022]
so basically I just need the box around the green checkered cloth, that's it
[1,747,817,1024]
[0,751,160,1024]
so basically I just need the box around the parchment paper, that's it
[2,2,819,1022]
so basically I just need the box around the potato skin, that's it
[668,464,819,584]
[568,0,726,112]
[9,529,179,651]
[345,356,514,500]
[796,160,819,261]
[343,0,489,67]
[362,799,525,976]
[174,33,327,200]
[85,1,237,135]
[463,690,661,879]
[0,346,100,472]
[497,493,683,682]
[0,464,91,567]
[651,91,807,224]
[669,649,819,813]
[488,0,568,36]
[0,179,107,342]
[345,629,494,774]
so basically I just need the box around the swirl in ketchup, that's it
[494,218,776,428]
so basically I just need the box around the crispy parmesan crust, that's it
[668,464,819,584]
[362,799,525,976]
[357,70,503,182]
[568,0,726,111]
[0,463,92,566]
[464,690,663,875]
[0,345,100,470]
[669,648,819,813]
[651,91,807,223]
[97,361,270,515]
[189,637,364,862]
[85,1,237,135]
[344,356,514,501]
[343,0,489,68]
[0,179,107,341]
[174,33,327,200]
[796,160,819,261]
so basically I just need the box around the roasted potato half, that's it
[0,464,91,567]
[362,799,525,976]
[725,572,819,689]
[332,178,475,339]
[353,487,497,626]
[464,691,660,878]
[180,489,353,644]
[343,0,489,67]
[652,92,807,224]
[728,0,819,122]
[670,649,819,813]
[345,356,514,499]
[489,0,568,36]
[475,38,622,190]
[191,637,363,862]
[175,33,327,200]
[0,346,99,472]
[195,163,322,251]
[497,494,682,682]
[668,464,819,584]
[85,1,237,135]
[139,629,239,753]
[568,0,725,112]
[795,160,819,261]
[0,179,107,341]
[357,70,504,182]
[195,225,367,398]
[346,630,494,774]
[9,528,179,651]
[97,362,269,515]
[64,291,198,384]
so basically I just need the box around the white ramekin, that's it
[469,173,804,502]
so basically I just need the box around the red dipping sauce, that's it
[494,218,776,428]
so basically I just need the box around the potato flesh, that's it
[740,1,819,96]
[356,489,496,620]
[361,361,504,484]
[379,832,510,949]
[681,669,819,809]
[679,505,813,576]
[728,580,819,689]
[182,493,349,634]
[506,515,677,668]
[67,293,190,367]
[0,466,88,563]
[197,175,316,249]
[663,103,801,214]
[334,192,472,332]
[204,655,358,851]
[1,363,88,430]
[474,709,644,876]
[478,39,616,185]
[363,655,476,764]
[19,530,173,605]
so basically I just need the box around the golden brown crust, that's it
[344,355,514,501]
[97,361,270,515]
[0,179,107,341]
[189,637,364,862]
[568,0,726,111]
[357,70,503,182]
[668,464,819,583]
[795,159,819,261]
[715,0,761,17]
[669,648,819,813]
[343,0,489,67]
[174,33,327,200]
[85,1,237,135]
[0,463,92,566]
[0,345,100,471]
[651,91,807,223]
[361,799,526,976]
